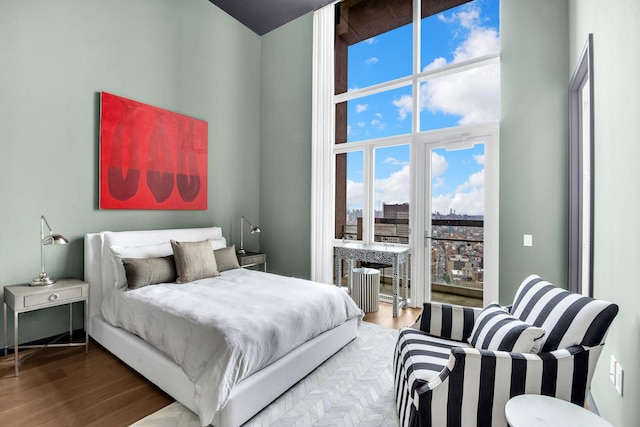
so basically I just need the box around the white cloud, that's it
[432,186,484,216]
[456,169,484,192]
[424,57,448,72]
[421,61,500,125]
[393,95,413,120]
[395,27,500,125]
[434,169,485,216]
[468,169,484,188]
[421,25,500,125]
[452,27,500,61]
[374,165,410,205]
[375,112,383,119]
[371,118,386,130]
[346,179,364,209]
[347,125,352,135]
[366,57,379,65]
[474,154,485,165]
[456,7,481,29]
[421,5,500,126]
[437,4,481,30]
[431,152,448,177]
[432,176,445,190]
[383,157,409,167]
[365,37,377,45]
[357,121,366,128]
[356,104,368,113]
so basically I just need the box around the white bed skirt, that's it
[91,314,358,427]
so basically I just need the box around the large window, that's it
[312,0,500,302]
[334,0,499,245]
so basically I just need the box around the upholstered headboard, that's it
[84,227,225,334]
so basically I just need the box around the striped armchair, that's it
[394,275,619,427]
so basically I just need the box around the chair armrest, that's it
[410,301,482,342]
[419,344,596,401]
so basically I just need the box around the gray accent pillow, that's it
[123,256,177,290]
[214,245,241,272]
[171,239,220,283]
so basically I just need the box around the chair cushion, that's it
[511,275,619,352]
[467,303,546,353]
[396,328,469,393]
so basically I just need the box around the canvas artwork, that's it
[99,92,208,210]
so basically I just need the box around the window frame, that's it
[312,0,500,306]
[568,33,594,297]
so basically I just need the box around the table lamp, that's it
[31,215,69,286]
[238,216,260,254]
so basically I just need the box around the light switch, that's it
[615,362,624,396]
[523,234,533,247]
[610,355,617,384]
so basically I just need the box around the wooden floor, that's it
[0,302,421,427]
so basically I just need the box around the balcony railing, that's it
[337,217,484,306]
[430,219,484,305]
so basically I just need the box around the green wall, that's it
[259,14,314,278]
[4,1,637,423]
[569,1,640,425]
[501,0,640,424]
[0,0,261,346]
[499,0,570,301]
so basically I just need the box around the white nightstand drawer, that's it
[24,287,83,308]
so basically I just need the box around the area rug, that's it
[130,321,400,427]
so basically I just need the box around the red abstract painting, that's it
[99,92,208,210]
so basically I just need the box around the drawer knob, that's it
[49,293,59,301]
[252,257,257,262]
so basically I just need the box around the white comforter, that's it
[101,268,362,426]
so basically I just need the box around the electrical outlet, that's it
[523,234,533,247]
[615,362,624,396]
[610,355,617,385]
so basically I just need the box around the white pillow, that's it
[468,303,546,353]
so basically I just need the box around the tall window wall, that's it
[334,0,500,246]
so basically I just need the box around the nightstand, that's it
[3,278,89,376]
[236,251,267,272]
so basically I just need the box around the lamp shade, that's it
[42,233,69,246]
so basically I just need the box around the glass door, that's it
[428,143,485,307]
[417,126,498,308]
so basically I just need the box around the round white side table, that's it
[505,394,613,427]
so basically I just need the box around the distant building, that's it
[384,203,409,219]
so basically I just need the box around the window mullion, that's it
[362,145,374,244]
[412,0,420,137]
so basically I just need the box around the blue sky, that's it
[344,0,499,216]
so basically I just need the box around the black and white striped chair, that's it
[394,274,619,427]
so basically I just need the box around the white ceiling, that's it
[209,0,336,36]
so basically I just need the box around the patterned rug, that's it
[130,322,400,427]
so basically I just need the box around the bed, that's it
[84,226,361,427]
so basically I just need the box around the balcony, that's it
[336,217,484,308]
[430,218,483,307]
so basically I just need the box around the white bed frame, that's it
[84,227,358,427]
